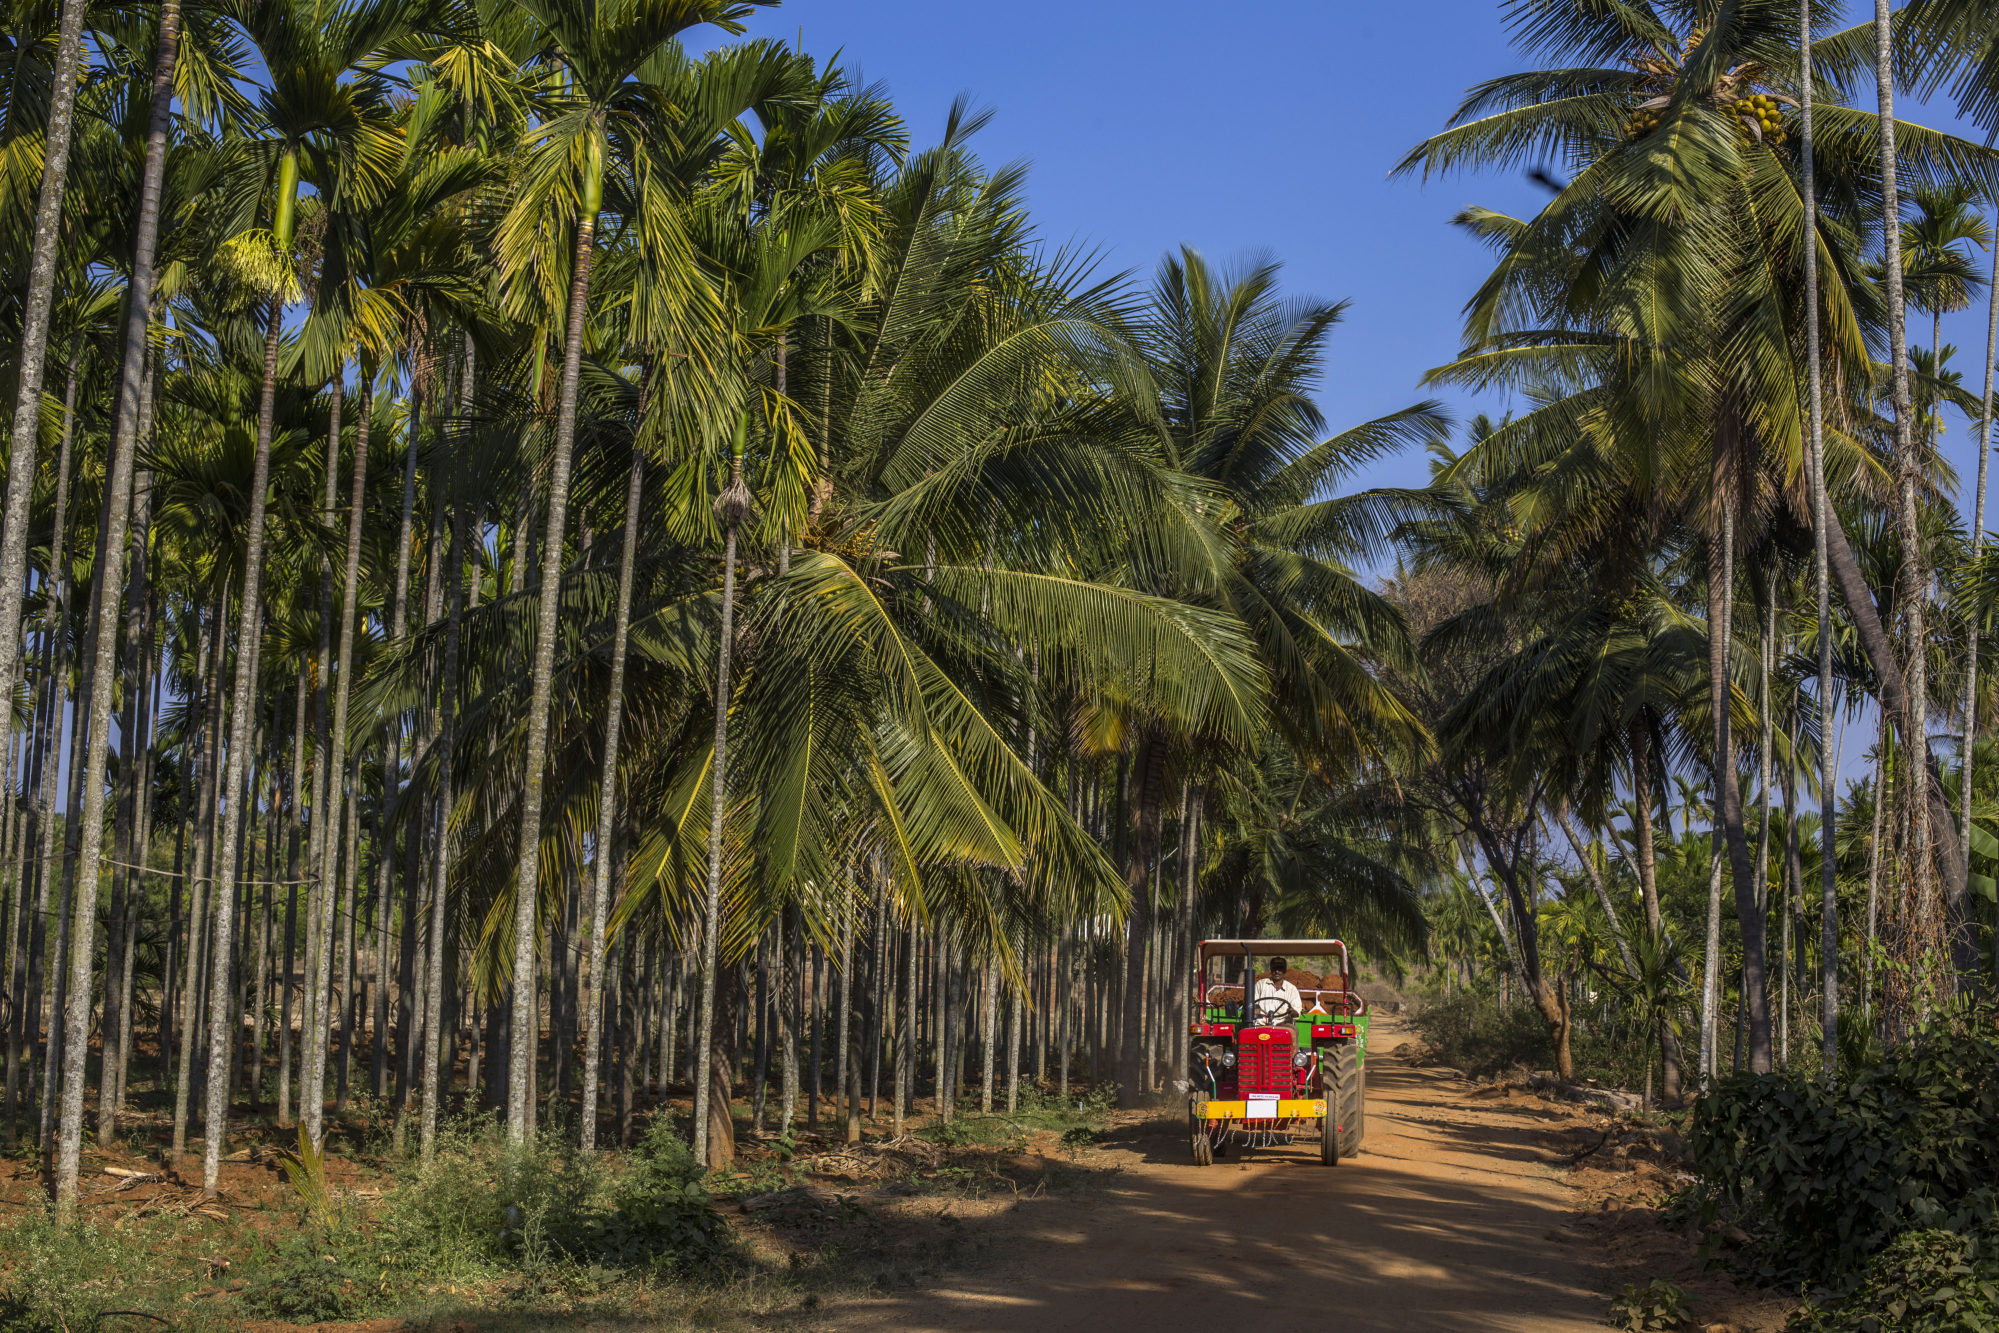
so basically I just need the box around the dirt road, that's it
[821,1021,1610,1332]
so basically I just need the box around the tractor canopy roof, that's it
[1198,939,1350,971]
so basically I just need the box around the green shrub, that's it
[373,1117,519,1280]
[1688,1004,1999,1279]
[581,1114,724,1269]
[239,1228,382,1324]
[1411,991,1551,1078]
[0,1290,57,1333]
[1608,1277,1691,1331]
[1789,1229,1999,1333]
[375,1116,722,1279]
[1057,1125,1101,1157]
[0,1219,128,1331]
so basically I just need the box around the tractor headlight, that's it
[1292,1051,1310,1069]
[1220,1051,1235,1068]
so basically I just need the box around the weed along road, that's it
[819,1018,1607,1332]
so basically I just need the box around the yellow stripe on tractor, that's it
[1198,1099,1326,1120]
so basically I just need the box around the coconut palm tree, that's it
[1397,0,1999,1067]
[1103,247,1440,1103]
[1870,1,1936,964]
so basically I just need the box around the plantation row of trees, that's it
[0,0,1447,1222]
[7,0,1999,1234]
[1401,0,1999,1101]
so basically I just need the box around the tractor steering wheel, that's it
[1252,994,1298,1025]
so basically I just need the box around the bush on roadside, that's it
[1788,1228,1999,1333]
[1608,1277,1691,1331]
[1688,1004,1999,1280]
[1411,991,1550,1078]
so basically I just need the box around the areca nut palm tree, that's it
[53,0,188,1219]
[203,0,438,1178]
[0,0,91,783]
[494,0,773,1147]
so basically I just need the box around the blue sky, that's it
[726,0,1999,514]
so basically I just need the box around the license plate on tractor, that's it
[1197,1099,1326,1120]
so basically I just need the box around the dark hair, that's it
[1269,957,1288,973]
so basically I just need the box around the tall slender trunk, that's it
[1865,707,1891,1022]
[301,375,340,1141]
[172,591,222,1155]
[17,347,79,1158]
[1965,212,1999,977]
[308,367,373,1133]
[50,317,149,1217]
[579,453,643,1152]
[89,0,179,1153]
[1873,0,1942,970]
[0,0,90,724]
[106,540,154,1125]
[1782,726,1805,1066]
[1699,847,1723,1083]
[334,763,359,1108]
[278,671,307,1124]
[693,443,751,1168]
[1116,733,1166,1107]
[836,906,854,1139]
[894,919,914,1135]
[1627,719,1682,1100]
[780,908,800,1136]
[199,290,284,1194]
[978,953,998,1114]
[1799,1,1841,1072]
[375,357,423,1105]
[1824,511,1967,893]
[1755,577,1776,936]
[1707,503,1774,1071]
[1175,783,1203,1090]
[508,180,600,1147]
[419,449,468,1157]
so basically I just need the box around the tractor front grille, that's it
[1234,1026,1295,1097]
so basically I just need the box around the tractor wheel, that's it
[1329,1043,1364,1160]
[1189,1099,1213,1166]
[1319,1097,1339,1166]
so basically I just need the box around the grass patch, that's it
[0,1088,1122,1330]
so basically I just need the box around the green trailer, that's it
[1186,938,1369,1166]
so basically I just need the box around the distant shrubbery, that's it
[1412,991,1553,1078]
[1685,1005,1999,1330]
[370,1111,725,1286]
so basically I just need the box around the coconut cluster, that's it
[1625,105,1665,139]
[1732,92,1787,144]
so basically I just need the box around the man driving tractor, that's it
[1188,939,1368,1166]
[1254,957,1302,1018]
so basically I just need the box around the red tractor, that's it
[1187,939,1369,1166]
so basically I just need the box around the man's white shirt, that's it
[1254,976,1302,1015]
